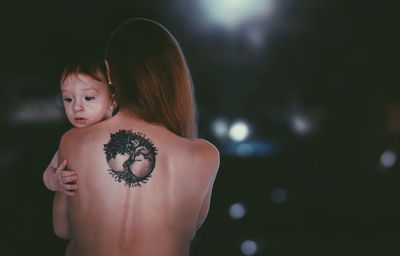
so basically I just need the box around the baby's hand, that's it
[55,159,79,196]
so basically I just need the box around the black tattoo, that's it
[104,130,158,187]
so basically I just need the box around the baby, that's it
[43,60,117,196]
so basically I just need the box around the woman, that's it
[53,18,220,256]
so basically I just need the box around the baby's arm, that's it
[43,151,79,196]
[43,151,59,191]
[53,191,70,239]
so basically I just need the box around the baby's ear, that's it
[110,93,118,110]
[106,94,118,118]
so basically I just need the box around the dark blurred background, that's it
[1,0,400,255]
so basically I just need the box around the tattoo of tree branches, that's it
[104,130,158,187]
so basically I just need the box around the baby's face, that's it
[61,73,113,128]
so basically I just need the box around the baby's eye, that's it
[63,98,72,103]
[85,97,95,101]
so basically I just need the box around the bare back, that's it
[55,111,219,256]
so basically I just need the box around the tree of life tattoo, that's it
[103,130,158,187]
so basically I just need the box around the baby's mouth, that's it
[74,117,88,124]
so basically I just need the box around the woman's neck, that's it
[118,108,139,118]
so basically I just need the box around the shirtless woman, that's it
[53,18,220,256]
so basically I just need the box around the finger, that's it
[63,175,79,183]
[63,183,78,191]
[61,170,76,177]
[62,175,78,183]
[57,159,68,170]
[64,190,76,197]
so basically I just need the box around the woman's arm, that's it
[195,183,213,230]
[195,141,220,230]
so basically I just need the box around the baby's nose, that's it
[73,102,84,112]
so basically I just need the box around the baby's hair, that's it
[60,58,108,86]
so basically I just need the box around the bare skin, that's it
[44,72,116,195]
[53,110,219,256]
[43,152,79,196]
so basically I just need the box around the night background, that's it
[1,0,400,255]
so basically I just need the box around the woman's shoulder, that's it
[59,126,100,150]
[59,127,79,145]
[176,138,220,172]
[188,138,219,159]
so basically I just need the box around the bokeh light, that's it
[229,121,250,141]
[198,0,275,29]
[229,202,246,219]
[212,118,229,138]
[10,99,63,124]
[240,240,258,256]
[291,114,311,135]
[380,150,397,168]
[236,143,254,157]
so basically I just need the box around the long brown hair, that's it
[105,18,197,138]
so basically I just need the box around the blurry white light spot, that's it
[291,115,311,135]
[241,240,258,256]
[229,203,246,219]
[236,143,253,157]
[380,150,396,168]
[199,0,275,29]
[212,119,229,138]
[229,121,249,141]
[270,187,287,204]
[10,99,64,124]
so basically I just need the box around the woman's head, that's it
[60,59,117,128]
[105,18,197,138]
